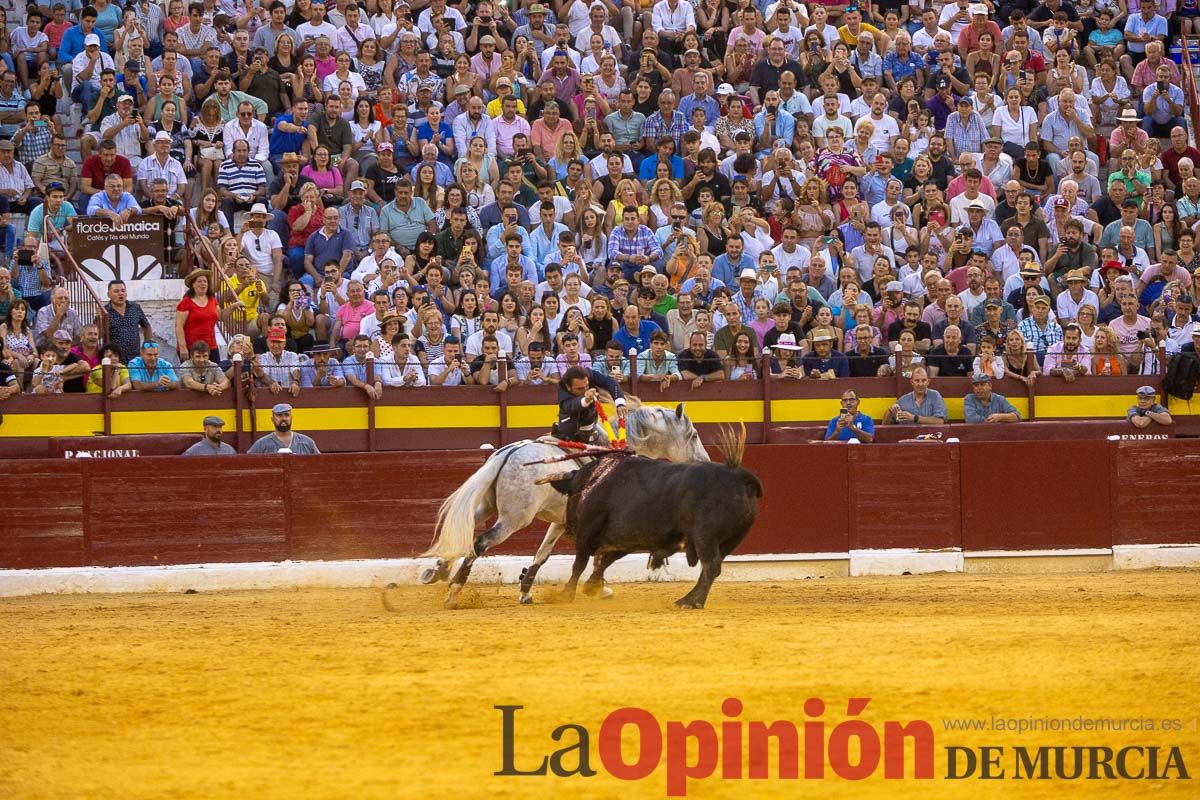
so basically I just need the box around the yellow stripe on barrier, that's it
[0,413,105,438]
[251,406,370,431]
[504,404,557,429]
[375,405,499,429]
[1035,395,1136,419]
[110,409,233,435]
[1168,396,1199,417]
[772,397,896,423]
[627,399,765,423]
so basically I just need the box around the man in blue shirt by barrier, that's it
[963,372,1021,423]
[824,388,875,442]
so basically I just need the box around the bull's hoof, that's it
[519,593,533,605]
[599,586,614,599]
[675,598,705,609]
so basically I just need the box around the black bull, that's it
[547,453,762,608]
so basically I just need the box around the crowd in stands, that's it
[2,0,1200,408]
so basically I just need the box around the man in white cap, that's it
[239,203,284,295]
[136,130,188,199]
[99,93,148,167]
[69,30,115,110]
[183,416,237,456]
[248,403,322,454]
[339,181,379,261]
[957,4,1001,53]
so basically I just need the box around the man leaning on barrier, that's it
[884,367,948,425]
[1127,386,1173,429]
[964,372,1021,424]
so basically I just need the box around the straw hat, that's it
[183,269,213,289]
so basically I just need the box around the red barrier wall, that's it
[1,441,1198,570]
[959,441,1112,551]
[1110,441,1200,546]
[849,446,961,551]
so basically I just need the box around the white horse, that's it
[421,398,710,607]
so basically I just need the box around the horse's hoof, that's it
[519,593,533,605]
[674,599,704,609]
[599,586,615,599]
[419,567,440,585]
[444,585,462,609]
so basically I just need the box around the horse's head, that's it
[625,398,710,463]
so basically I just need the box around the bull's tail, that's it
[716,423,747,467]
[421,448,509,561]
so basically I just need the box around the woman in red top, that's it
[286,183,325,279]
[176,269,220,360]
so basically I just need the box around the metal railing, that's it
[1181,35,1200,146]
[45,218,109,342]
[182,211,249,343]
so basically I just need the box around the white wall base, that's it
[1112,544,1200,570]
[0,545,1195,597]
[849,549,964,577]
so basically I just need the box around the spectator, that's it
[963,372,1021,423]
[217,138,267,223]
[637,329,681,391]
[175,269,219,361]
[182,415,237,456]
[127,339,179,391]
[303,206,352,288]
[801,327,849,379]
[179,341,231,396]
[379,333,427,388]
[247,403,322,454]
[677,330,723,388]
[340,333,383,399]
[34,286,80,350]
[1042,322,1091,382]
[254,324,302,394]
[299,344,347,388]
[87,172,140,224]
[1127,385,1173,429]
[470,333,516,391]
[928,325,975,377]
[1016,295,1063,365]
[1,297,36,386]
[823,389,875,442]
[428,335,472,386]
[515,340,559,386]
[103,279,152,364]
[0,140,37,215]
[884,367,948,424]
[86,344,131,398]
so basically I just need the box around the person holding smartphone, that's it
[823,390,875,442]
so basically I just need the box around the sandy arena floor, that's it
[1,570,1197,799]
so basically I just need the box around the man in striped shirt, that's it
[217,139,265,223]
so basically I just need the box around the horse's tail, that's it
[421,449,508,561]
[716,422,747,468]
